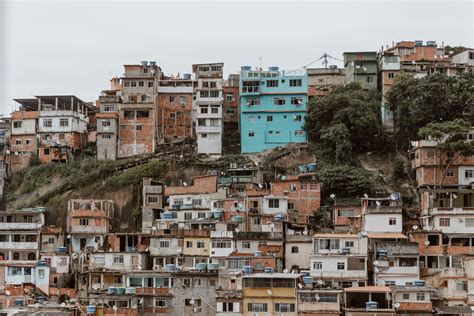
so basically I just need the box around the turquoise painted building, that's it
[239,66,308,153]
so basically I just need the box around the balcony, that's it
[241,86,260,95]
[70,226,108,234]
[431,207,474,215]
[0,222,43,230]
[196,125,222,133]
[0,241,38,250]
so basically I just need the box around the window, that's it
[113,255,124,264]
[79,218,89,226]
[59,119,69,127]
[159,240,170,248]
[38,269,45,278]
[295,130,305,137]
[136,125,143,131]
[101,134,111,139]
[131,81,137,87]
[446,170,454,177]
[226,94,233,102]
[197,241,205,248]
[184,213,192,220]
[137,110,149,118]
[291,97,303,105]
[200,106,208,114]
[465,218,474,227]
[211,65,222,71]
[267,116,273,122]
[275,303,295,312]
[200,91,209,97]
[416,292,425,301]
[338,209,355,217]
[389,217,397,225]
[101,120,111,127]
[313,261,322,269]
[226,107,235,115]
[13,121,22,128]
[148,196,158,203]
[210,91,219,98]
[439,218,450,227]
[15,139,21,145]
[388,72,395,79]
[211,106,219,114]
[267,80,278,87]
[247,303,267,312]
[43,148,50,155]
[128,96,134,102]
[248,131,255,137]
[212,240,232,248]
[138,81,144,87]
[291,246,299,253]
[403,293,410,300]
[366,76,374,83]
[148,81,154,87]
[185,298,201,306]
[268,198,279,208]
[124,81,130,87]
[294,115,302,122]
[168,96,176,104]
[221,302,234,312]
[247,98,260,106]
[273,97,286,105]
[155,298,167,307]
[318,239,340,250]
[26,139,31,144]
[385,281,396,286]
[465,170,474,178]
[253,217,260,225]
[289,79,302,87]
[242,241,250,249]
[456,281,468,291]
[186,241,193,248]
[179,96,187,105]
[141,95,147,102]
[337,262,345,270]
[345,241,355,248]
[43,119,52,127]
[143,68,148,73]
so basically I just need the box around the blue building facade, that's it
[239,66,308,153]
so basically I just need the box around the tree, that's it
[444,45,468,56]
[418,119,474,187]
[386,72,474,149]
[305,82,384,161]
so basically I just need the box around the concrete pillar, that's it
[71,97,74,111]
[38,98,41,111]
[55,97,58,111]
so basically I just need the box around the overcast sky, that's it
[1,0,473,115]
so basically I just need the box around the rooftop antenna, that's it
[322,53,329,69]
[259,57,263,71]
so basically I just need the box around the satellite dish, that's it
[362,231,368,236]
[376,201,381,206]
[453,194,458,199]
[189,299,195,305]
[138,264,142,270]
[317,279,323,285]
[234,228,240,233]
[355,65,361,69]
[449,50,454,54]
[330,194,336,199]
[424,240,430,246]
[182,182,188,187]
[258,183,264,189]
[364,193,368,198]
[177,247,182,253]
[283,269,289,273]
[303,230,308,235]
[151,226,157,231]
[373,261,379,266]
[412,225,418,230]
[314,294,320,301]
[266,289,273,295]
[112,305,118,311]
[131,304,137,309]
[394,302,401,308]
[298,283,303,289]
[60,302,66,307]
[67,234,71,239]
[5,290,10,296]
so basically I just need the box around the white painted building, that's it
[210,231,234,258]
[262,195,288,215]
[192,63,224,156]
[285,235,313,270]
[362,196,403,233]
[5,264,50,294]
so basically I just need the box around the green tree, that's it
[418,119,474,186]
[386,72,474,149]
[305,82,384,160]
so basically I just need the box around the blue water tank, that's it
[165,264,176,272]
[212,211,222,219]
[268,66,280,72]
[414,280,426,286]
[196,263,208,271]
[365,301,378,310]
[254,251,262,257]
[56,247,67,254]
[161,211,173,219]
[183,73,192,80]
[208,263,219,271]
[307,163,318,172]
[273,214,284,221]
[303,276,313,285]
[107,287,116,295]
[264,267,273,274]
[243,265,253,275]
[86,306,96,314]
[298,165,309,174]
[241,66,252,71]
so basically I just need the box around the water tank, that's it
[161,211,173,219]
[107,287,116,295]
[366,301,379,310]
[273,214,284,221]
[243,265,253,275]
[264,267,273,274]
[254,251,262,257]
[35,207,47,212]
[208,263,219,271]
[149,61,156,66]
[415,40,423,47]
[36,260,47,266]
[307,163,318,172]
[426,41,437,47]
[141,61,148,66]
[302,276,313,285]
[298,165,309,174]
[241,66,252,71]
[165,264,176,272]
[212,211,222,219]
[414,280,426,286]
[183,73,192,80]
[86,306,96,314]
[231,215,245,223]
[56,247,67,254]
[268,66,280,72]
[116,287,126,295]
[125,287,136,295]
[377,250,388,258]
[196,263,208,271]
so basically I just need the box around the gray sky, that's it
[1,0,473,116]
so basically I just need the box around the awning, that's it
[367,233,408,239]
[345,286,391,293]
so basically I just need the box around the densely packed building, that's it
[0,40,473,315]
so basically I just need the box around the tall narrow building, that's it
[118,61,161,158]
[192,63,224,156]
[240,66,308,153]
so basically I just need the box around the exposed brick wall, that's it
[156,93,193,142]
